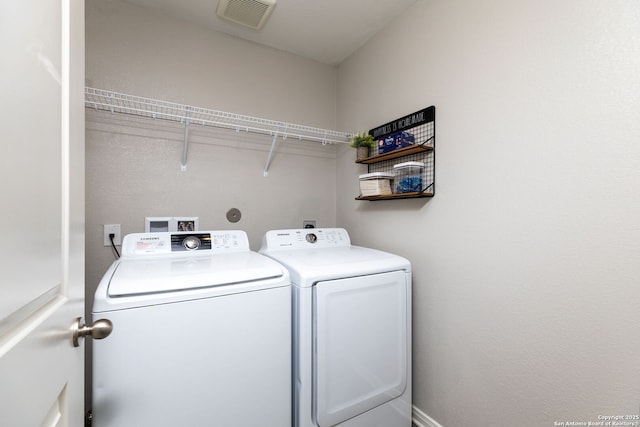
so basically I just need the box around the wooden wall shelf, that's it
[355,192,434,201]
[355,144,433,165]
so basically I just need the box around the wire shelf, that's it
[85,87,351,145]
[85,87,352,174]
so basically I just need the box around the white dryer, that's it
[92,230,291,427]
[260,228,412,427]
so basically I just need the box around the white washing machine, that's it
[260,228,412,427]
[92,230,291,427]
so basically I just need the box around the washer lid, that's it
[260,245,410,287]
[107,251,284,297]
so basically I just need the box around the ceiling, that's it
[122,0,418,66]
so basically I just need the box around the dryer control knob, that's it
[183,236,201,250]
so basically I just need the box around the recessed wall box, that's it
[145,217,199,233]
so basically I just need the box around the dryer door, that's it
[313,270,408,427]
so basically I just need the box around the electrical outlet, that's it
[303,220,316,229]
[104,224,122,247]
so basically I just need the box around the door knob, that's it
[71,317,113,347]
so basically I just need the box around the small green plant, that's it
[349,132,374,148]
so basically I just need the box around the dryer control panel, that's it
[121,230,249,257]
[260,228,351,251]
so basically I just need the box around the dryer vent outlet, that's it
[303,220,316,229]
[216,0,276,30]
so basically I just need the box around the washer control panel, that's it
[261,228,351,251]
[121,231,249,257]
[170,233,211,252]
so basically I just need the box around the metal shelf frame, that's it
[85,87,352,174]
[356,106,436,201]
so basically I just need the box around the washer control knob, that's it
[183,236,201,250]
[306,233,317,244]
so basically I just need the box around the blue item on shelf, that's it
[396,176,423,193]
[377,131,415,154]
[393,161,425,193]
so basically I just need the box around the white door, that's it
[314,271,408,427]
[0,1,85,426]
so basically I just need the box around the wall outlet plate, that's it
[104,224,121,247]
[145,217,199,232]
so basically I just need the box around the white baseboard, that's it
[413,405,443,427]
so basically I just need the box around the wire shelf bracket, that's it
[263,126,281,177]
[85,87,352,173]
[181,107,191,171]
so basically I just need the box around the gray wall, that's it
[85,0,341,299]
[337,0,640,425]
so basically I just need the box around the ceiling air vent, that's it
[216,0,276,30]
